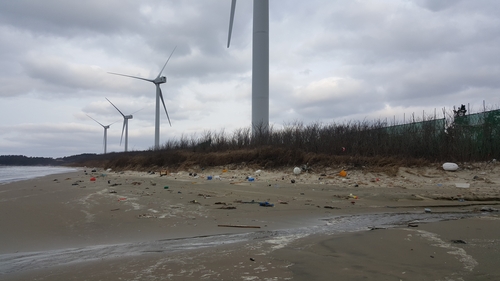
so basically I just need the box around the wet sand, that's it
[1,164,499,280]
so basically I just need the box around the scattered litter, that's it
[408,222,419,227]
[110,208,120,211]
[222,169,228,173]
[451,239,467,244]
[455,183,470,188]
[109,190,117,194]
[259,202,274,207]
[293,167,301,175]
[351,201,356,205]
[118,198,127,201]
[250,258,255,261]
[241,200,258,204]
[207,176,213,180]
[110,183,121,187]
[324,206,340,209]
[278,200,288,204]
[189,200,200,204]
[291,179,296,184]
[131,182,141,185]
[339,170,347,177]
[214,175,221,180]
[255,170,262,174]
[369,227,385,230]
[160,170,168,176]
[164,186,169,189]
[218,224,261,228]
[473,175,484,181]
[424,208,431,213]
[90,177,96,181]
[214,202,227,205]
[219,206,236,210]
[248,177,255,182]
[443,162,459,171]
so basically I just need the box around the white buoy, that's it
[293,167,301,175]
[442,162,459,171]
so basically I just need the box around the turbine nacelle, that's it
[154,76,167,84]
[125,115,133,119]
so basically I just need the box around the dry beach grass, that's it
[1,163,499,280]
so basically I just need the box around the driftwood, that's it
[218,224,261,228]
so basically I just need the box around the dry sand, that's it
[0,163,499,280]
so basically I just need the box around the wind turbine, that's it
[108,46,176,150]
[86,114,115,154]
[227,0,269,134]
[106,98,133,152]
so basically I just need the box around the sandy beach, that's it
[1,163,499,280]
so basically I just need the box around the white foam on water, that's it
[405,228,478,272]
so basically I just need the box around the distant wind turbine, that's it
[86,114,115,154]
[106,98,134,152]
[227,0,269,133]
[108,46,177,150]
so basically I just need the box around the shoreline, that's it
[1,166,499,280]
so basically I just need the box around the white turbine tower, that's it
[106,98,133,152]
[108,47,176,150]
[227,0,269,134]
[86,114,114,154]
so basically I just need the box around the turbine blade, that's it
[120,120,126,145]
[106,120,120,127]
[158,87,172,126]
[106,98,126,117]
[227,0,237,48]
[131,107,145,116]
[86,114,105,127]
[108,72,154,83]
[157,46,177,79]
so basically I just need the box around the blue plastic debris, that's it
[259,202,274,207]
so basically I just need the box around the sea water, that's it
[0,166,79,185]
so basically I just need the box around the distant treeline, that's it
[0,154,98,166]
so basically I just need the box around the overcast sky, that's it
[1,0,499,158]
